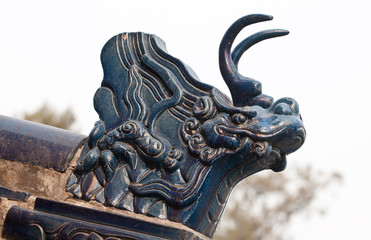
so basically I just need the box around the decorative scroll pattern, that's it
[29,222,122,240]
[181,117,226,165]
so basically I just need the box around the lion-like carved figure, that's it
[66,14,305,238]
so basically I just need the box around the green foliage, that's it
[22,103,75,130]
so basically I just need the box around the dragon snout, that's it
[273,125,305,155]
[264,97,305,155]
[290,127,306,152]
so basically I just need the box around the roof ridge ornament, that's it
[0,14,306,239]
[65,14,305,238]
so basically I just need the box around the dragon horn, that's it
[219,14,288,107]
[231,29,289,68]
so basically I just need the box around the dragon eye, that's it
[231,113,247,125]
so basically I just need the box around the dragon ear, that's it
[219,14,289,107]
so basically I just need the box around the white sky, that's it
[1,0,370,239]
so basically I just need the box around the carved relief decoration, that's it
[66,14,305,237]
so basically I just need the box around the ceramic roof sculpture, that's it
[1,14,305,239]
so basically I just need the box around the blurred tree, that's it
[22,103,75,130]
[214,165,342,240]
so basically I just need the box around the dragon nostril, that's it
[274,103,292,115]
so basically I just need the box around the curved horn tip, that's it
[233,14,274,26]
[248,14,273,21]
[231,28,290,68]
[277,29,290,35]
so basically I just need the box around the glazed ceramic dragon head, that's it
[67,14,305,238]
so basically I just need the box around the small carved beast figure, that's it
[66,14,305,237]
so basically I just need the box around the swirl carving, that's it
[181,118,227,165]
[27,222,123,240]
[98,120,164,157]
[193,96,217,121]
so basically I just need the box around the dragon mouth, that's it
[267,148,283,163]
[216,124,239,138]
[269,149,287,172]
[216,124,284,140]
[216,124,284,162]
[295,127,306,146]
[253,141,286,170]
[217,124,305,157]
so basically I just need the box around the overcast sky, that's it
[1,0,370,239]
